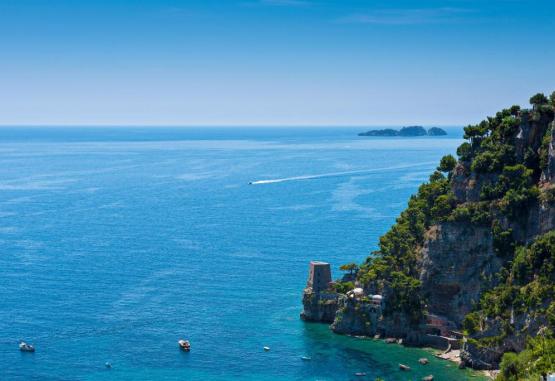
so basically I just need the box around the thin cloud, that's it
[338,7,473,25]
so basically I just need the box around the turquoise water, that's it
[0,127,486,381]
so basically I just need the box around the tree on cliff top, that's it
[437,154,457,173]
[530,93,549,106]
[339,263,359,275]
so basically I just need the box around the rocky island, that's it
[303,92,555,380]
[358,126,447,137]
[427,127,448,136]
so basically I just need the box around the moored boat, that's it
[19,342,35,352]
[178,339,191,351]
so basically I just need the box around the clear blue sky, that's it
[1,0,554,126]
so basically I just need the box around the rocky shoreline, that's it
[301,288,499,380]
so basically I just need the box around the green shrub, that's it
[430,193,456,222]
[332,281,354,295]
[448,202,491,225]
[492,221,514,258]
[438,154,457,173]
[462,311,482,335]
[497,332,555,381]
[539,123,553,170]
[457,142,473,161]
[530,93,548,106]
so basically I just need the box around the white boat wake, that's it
[249,161,437,185]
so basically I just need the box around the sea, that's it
[0,127,487,381]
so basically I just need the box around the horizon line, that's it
[0,124,465,128]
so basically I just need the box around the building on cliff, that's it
[305,261,332,293]
[371,294,383,306]
[301,261,339,323]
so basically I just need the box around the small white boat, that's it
[355,372,367,376]
[105,362,112,369]
[178,339,191,351]
[301,356,312,361]
[263,346,270,352]
[19,342,35,352]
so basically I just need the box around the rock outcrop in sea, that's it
[300,261,340,323]
[303,93,555,377]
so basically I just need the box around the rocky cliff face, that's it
[451,164,498,203]
[419,222,500,325]
[302,95,555,372]
[300,290,339,323]
[331,297,382,336]
[547,122,555,183]
[462,313,550,370]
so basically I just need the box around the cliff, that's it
[300,289,340,323]
[303,92,555,379]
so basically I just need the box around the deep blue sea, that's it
[0,127,486,381]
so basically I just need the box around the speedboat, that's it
[178,340,191,351]
[263,346,270,352]
[301,356,311,361]
[19,342,35,352]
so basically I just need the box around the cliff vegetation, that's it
[340,92,555,378]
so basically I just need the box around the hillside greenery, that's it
[354,92,555,371]
[497,329,555,381]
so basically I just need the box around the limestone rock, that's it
[419,222,501,325]
[300,290,339,323]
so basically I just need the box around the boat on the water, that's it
[399,364,411,371]
[301,356,311,361]
[355,372,367,376]
[19,342,35,352]
[178,340,191,351]
[263,346,270,352]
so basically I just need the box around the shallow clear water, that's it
[0,127,486,380]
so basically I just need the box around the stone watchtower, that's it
[306,261,332,294]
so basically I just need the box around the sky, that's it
[0,0,554,126]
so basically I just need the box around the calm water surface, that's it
[0,127,486,380]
